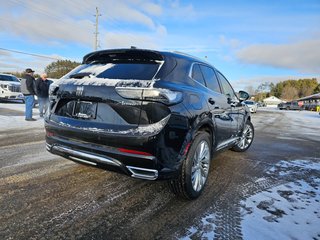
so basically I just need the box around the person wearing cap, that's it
[20,68,37,121]
[35,73,50,117]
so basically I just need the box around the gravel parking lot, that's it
[0,103,319,239]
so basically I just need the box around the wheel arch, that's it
[181,116,216,158]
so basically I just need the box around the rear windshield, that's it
[0,74,20,82]
[63,62,160,80]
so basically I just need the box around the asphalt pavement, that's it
[0,106,319,239]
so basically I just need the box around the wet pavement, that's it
[0,107,319,239]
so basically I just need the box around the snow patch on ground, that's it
[241,159,320,240]
[0,103,44,130]
[267,159,320,176]
[179,159,320,239]
[180,213,216,239]
[252,108,320,141]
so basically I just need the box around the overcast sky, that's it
[0,0,319,90]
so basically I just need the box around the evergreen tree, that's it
[45,60,80,78]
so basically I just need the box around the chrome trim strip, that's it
[52,145,121,167]
[126,166,158,180]
[216,137,240,151]
[69,156,97,166]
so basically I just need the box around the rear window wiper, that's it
[69,72,92,79]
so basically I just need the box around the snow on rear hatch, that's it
[52,50,170,134]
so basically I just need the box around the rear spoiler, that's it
[83,49,164,64]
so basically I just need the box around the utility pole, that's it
[94,7,101,51]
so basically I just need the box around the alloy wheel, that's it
[191,140,210,192]
[237,124,253,150]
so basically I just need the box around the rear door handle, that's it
[208,98,215,105]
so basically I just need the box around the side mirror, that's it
[238,90,250,102]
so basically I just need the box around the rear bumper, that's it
[45,108,190,180]
[46,132,184,180]
[0,92,24,99]
[46,142,159,180]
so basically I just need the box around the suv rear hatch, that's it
[48,49,179,141]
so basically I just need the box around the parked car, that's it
[257,102,266,107]
[278,101,302,110]
[303,103,319,111]
[0,73,24,101]
[45,49,254,199]
[243,100,258,113]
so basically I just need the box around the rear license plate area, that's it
[73,101,97,119]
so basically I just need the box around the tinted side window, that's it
[199,65,221,93]
[191,64,206,86]
[216,71,237,100]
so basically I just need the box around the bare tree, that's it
[245,86,255,96]
[281,85,299,101]
[300,85,314,97]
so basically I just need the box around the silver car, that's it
[244,100,258,113]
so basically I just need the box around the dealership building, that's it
[297,92,320,111]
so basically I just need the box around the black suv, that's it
[45,49,254,199]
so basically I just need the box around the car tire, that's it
[168,131,211,199]
[231,121,254,152]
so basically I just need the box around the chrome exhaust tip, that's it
[126,166,158,180]
[46,143,52,151]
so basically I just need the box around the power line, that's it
[0,47,63,60]
[9,0,71,25]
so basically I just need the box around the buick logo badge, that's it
[76,86,84,96]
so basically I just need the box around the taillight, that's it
[183,142,191,155]
[118,148,153,156]
[46,130,54,137]
[115,87,182,105]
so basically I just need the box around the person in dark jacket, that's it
[36,73,50,117]
[20,68,36,121]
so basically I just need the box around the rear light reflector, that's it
[118,148,153,156]
[183,142,191,155]
[46,131,54,137]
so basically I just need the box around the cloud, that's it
[1,15,93,46]
[236,39,320,74]
[104,32,157,49]
[0,1,94,46]
[219,35,241,49]
[0,0,166,47]
[0,51,70,73]
[105,2,157,29]
[140,2,163,16]
[0,50,11,57]
[166,0,197,19]
[162,46,219,54]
